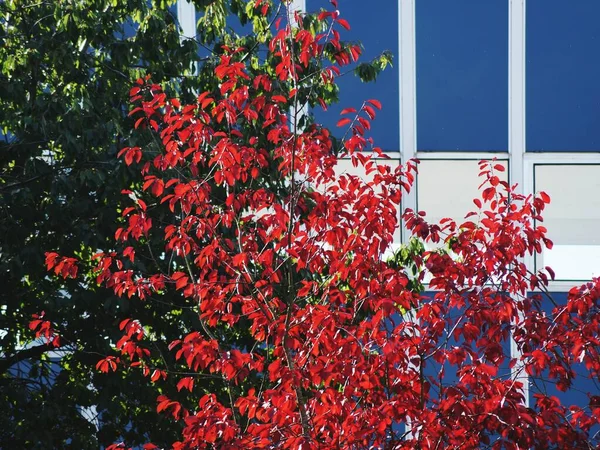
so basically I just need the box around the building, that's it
[178,0,600,285]
[177,0,600,412]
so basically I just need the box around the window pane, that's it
[416,1,508,151]
[527,0,600,151]
[335,156,402,244]
[534,165,600,280]
[528,292,595,419]
[416,159,508,226]
[308,0,399,151]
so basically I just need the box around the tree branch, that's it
[0,343,54,374]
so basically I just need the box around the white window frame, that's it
[524,153,600,291]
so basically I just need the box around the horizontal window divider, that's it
[415,152,509,160]
[524,153,600,163]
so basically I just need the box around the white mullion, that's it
[177,0,196,43]
[509,0,526,196]
[288,0,307,133]
[525,152,600,163]
[509,0,532,277]
[399,0,417,244]
[289,0,306,16]
[398,0,421,442]
[509,0,529,407]
[416,151,509,161]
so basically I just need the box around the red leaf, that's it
[357,116,370,130]
[336,117,351,127]
[540,191,551,203]
[337,18,351,30]
[364,105,376,120]
[367,99,382,110]
[177,377,194,392]
[271,95,287,104]
[45,252,59,270]
[172,272,189,290]
[119,319,131,331]
[96,357,119,373]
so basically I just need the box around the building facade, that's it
[180,0,600,287]
[176,0,600,410]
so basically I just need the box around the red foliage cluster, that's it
[29,311,61,348]
[42,1,600,449]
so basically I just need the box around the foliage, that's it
[1,0,391,447]
[0,0,198,446]
[0,0,319,447]
[43,1,600,449]
[40,1,600,449]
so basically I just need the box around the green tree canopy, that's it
[1,0,233,447]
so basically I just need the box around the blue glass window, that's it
[416,1,508,151]
[527,0,600,151]
[528,292,598,437]
[308,0,400,152]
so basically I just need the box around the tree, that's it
[0,0,314,447]
[41,1,600,449]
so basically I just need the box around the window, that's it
[527,0,600,151]
[527,291,597,428]
[335,153,403,244]
[307,0,400,151]
[416,0,507,151]
[416,159,508,226]
[533,164,600,281]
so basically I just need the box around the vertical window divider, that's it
[177,0,198,76]
[509,0,526,198]
[289,0,306,15]
[177,0,196,44]
[509,0,529,407]
[399,0,417,245]
[398,0,420,441]
[289,0,308,131]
